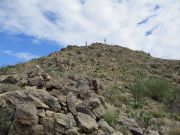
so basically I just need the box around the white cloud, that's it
[0,0,180,59]
[3,50,38,61]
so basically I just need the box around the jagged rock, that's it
[66,128,80,135]
[45,79,62,90]
[32,125,45,135]
[76,112,98,133]
[76,105,96,119]
[92,105,106,119]
[40,117,55,135]
[84,97,101,109]
[46,111,76,129]
[98,119,114,133]
[15,103,38,125]
[0,88,60,112]
[37,109,46,118]
[2,75,19,84]
[19,79,29,86]
[67,92,78,115]
[91,79,100,94]
[117,116,143,135]
[26,89,61,112]
[112,131,124,135]
[28,76,45,88]
[77,79,93,98]
[50,89,67,106]
[45,111,77,134]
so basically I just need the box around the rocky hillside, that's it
[0,43,180,135]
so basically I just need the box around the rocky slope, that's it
[0,43,180,135]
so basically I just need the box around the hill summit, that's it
[0,43,180,135]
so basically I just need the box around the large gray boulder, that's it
[76,112,98,133]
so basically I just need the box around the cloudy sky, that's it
[0,0,180,66]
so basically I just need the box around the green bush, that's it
[133,111,158,130]
[103,86,129,107]
[103,111,117,126]
[143,78,173,103]
[130,77,173,105]
[130,73,146,106]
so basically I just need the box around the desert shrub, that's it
[103,86,129,107]
[168,127,180,135]
[0,106,12,135]
[130,76,173,105]
[133,111,158,130]
[103,110,117,126]
[143,78,173,103]
[129,73,146,106]
[0,66,11,75]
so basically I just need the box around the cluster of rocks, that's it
[0,66,123,135]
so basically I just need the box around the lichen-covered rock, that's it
[66,128,80,135]
[98,119,114,133]
[15,103,38,125]
[67,92,78,115]
[117,116,143,135]
[28,76,45,88]
[76,112,98,133]
[92,105,106,119]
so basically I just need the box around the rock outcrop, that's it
[0,66,122,135]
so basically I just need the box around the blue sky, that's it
[0,33,60,66]
[0,0,180,66]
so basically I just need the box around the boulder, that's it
[0,88,60,112]
[67,92,78,115]
[76,79,93,98]
[32,125,45,135]
[98,119,114,133]
[76,112,98,133]
[117,116,143,135]
[92,105,106,119]
[46,111,76,129]
[76,105,96,119]
[3,75,19,84]
[28,76,45,88]
[66,128,80,135]
[40,117,55,135]
[84,97,101,109]
[15,103,38,125]
[45,79,62,90]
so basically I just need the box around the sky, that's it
[0,0,180,66]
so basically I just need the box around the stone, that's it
[3,75,19,84]
[28,76,45,88]
[92,105,106,119]
[67,92,78,115]
[77,79,93,99]
[37,109,46,117]
[76,105,96,119]
[15,103,38,125]
[66,128,80,135]
[32,125,45,135]
[112,131,124,135]
[117,116,143,135]
[84,97,101,109]
[19,79,29,86]
[91,79,100,94]
[40,117,55,135]
[46,111,76,129]
[76,112,98,133]
[98,119,114,133]
[45,80,62,90]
